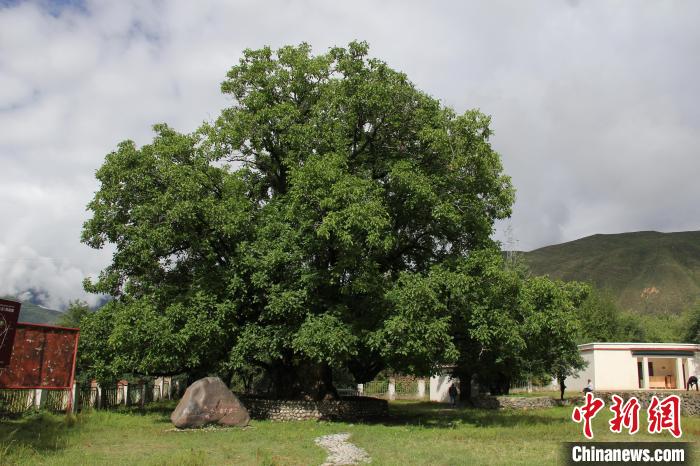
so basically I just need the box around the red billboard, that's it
[0,299,21,367]
[0,322,79,390]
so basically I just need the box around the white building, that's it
[430,374,456,402]
[568,342,700,391]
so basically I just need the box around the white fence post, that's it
[357,383,364,395]
[71,382,79,413]
[388,379,396,400]
[34,388,44,409]
[153,377,160,401]
[71,382,80,413]
[96,383,102,409]
[417,379,426,399]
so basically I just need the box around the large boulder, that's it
[170,377,250,428]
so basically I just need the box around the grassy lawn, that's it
[1,400,697,465]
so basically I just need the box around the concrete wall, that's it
[567,350,595,392]
[430,374,455,402]
[691,353,700,379]
[593,349,639,390]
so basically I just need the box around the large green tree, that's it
[80,42,514,398]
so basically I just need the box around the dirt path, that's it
[314,433,371,465]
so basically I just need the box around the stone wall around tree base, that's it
[594,391,700,416]
[470,395,581,410]
[238,396,389,422]
[470,391,700,415]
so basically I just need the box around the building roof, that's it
[579,342,700,352]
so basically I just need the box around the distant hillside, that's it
[523,231,700,315]
[0,297,62,324]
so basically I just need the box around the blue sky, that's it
[1,0,699,308]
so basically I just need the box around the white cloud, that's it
[1,0,699,308]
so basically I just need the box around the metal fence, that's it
[78,386,98,411]
[0,389,70,414]
[336,386,360,397]
[44,389,70,411]
[127,384,143,406]
[395,379,419,398]
[0,377,182,415]
[363,380,389,396]
[360,378,428,400]
[509,377,556,393]
[0,389,34,414]
[101,386,120,408]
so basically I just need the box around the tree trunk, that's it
[501,374,511,395]
[316,363,339,401]
[456,370,472,401]
[187,368,210,386]
[271,359,301,399]
[559,375,566,401]
[220,368,234,388]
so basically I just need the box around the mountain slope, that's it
[523,231,700,314]
[0,297,63,324]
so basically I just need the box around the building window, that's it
[637,361,644,389]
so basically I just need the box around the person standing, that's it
[448,383,458,407]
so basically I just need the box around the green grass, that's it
[1,400,698,465]
[522,230,700,315]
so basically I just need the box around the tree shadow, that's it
[0,412,74,456]
[357,401,570,429]
[107,399,178,423]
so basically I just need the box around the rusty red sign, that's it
[0,299,21,367]
[0,322,79,389]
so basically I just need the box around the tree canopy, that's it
[81,42,580,399]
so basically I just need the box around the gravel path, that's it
[314,433,371,465]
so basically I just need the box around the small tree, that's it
[57,300,91,328]
[518,277,587,400]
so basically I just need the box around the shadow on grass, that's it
[360,401,569,429]
[0,412,74,458]
[117,400,177,413]
[104,399,179,424]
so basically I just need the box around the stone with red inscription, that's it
[170,377,250,428]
